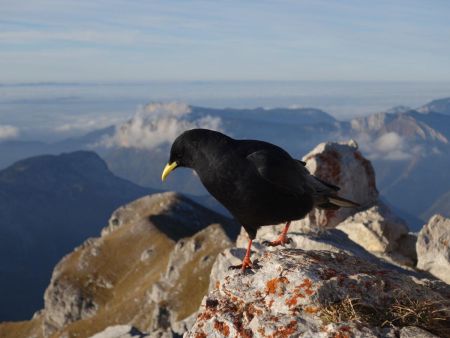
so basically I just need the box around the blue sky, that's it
[1,0,450,82]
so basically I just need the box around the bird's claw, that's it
[263,236,292,247]
[228,257,253,271]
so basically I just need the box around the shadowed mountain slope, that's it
[0,151,153,321]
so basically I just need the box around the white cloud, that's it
[374,132,403,153]
[0,125,19,140]
[358,132,412,161]
[101,102,222,150]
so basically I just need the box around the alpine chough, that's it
[162,129,359,270]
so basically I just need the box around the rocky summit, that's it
[1,141,450,338]
[188,249,450,338]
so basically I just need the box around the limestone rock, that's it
[300,140,379,229]
[417,214,450,284]
[43,275,98,336]
[212,226,422,293]
[189,249,450,338]
[336,203,408,253]
[147,223,233,336]
[89,325,150,338]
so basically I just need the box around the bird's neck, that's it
[190,136,234,176]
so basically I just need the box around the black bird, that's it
[161,129,359,270]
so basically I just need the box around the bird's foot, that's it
[263,236,292,247]
[228,257,253,271]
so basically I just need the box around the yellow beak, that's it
[161,162,178,181]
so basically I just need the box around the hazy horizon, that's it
[1,80,450,141]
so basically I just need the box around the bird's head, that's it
[161,128,225,181]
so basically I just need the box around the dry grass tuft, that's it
[320,297,378,326]
[386,292,450,337]
[320,291,450,337]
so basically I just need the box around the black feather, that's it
[166,129,359,239]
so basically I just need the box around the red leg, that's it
[241,239,253,271]
[267,221,291,246]
[229,238,253,271]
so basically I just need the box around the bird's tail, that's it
[317,195,360,210]
[309,174,360,210]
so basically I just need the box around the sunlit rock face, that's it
[298,140,378,230]
[89,325,150,338]
[336,203,413,267]
[417,214,450,284]
[188,249,449,338]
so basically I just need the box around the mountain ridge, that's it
[0,151,154,321]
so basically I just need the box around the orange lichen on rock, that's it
[285,278,317,308]
[194,332,207,338]
[285,295,300,307]
[304,306,319,314]
[214,320,230,337]
[266,277,289,296]
[299,278,312,289]
[333,332,351,338]
[273,320,298,338]
[298,278,315,296]
[197,311,213,321]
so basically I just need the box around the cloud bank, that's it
[357,132,415,161]
[102,102,222,150]
[0,125,19,140]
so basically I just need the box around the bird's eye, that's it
[173,151,184,163]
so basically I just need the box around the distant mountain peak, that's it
[350,110,449,145]
[385,105,412,114]
[418,97,450,115]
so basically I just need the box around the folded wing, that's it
[247,149,359,209]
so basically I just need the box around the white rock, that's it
[417,214,450,284]
[337,203,408,253]
[89,325,150,338]
[188,249,449,338]
[210,225,409,292]
[43,277,98,336]
[300,140,379,229]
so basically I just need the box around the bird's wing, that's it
[246,149,311,196]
